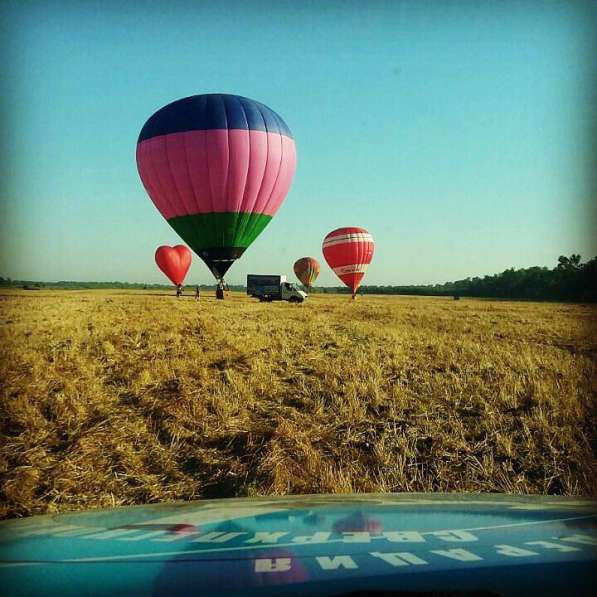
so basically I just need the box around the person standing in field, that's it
[195,285,200,301]
[216,281,224,300]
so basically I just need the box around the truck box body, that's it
[247,274,306,303]
[247,275,287,299]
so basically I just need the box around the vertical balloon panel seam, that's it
[175,134,198,217]
[235,119,252,216]
[137,145,165,217]
[203,131,216,220]
[165,134,190,218]
[243,107,270,243]
[236,130,252,244]
[234,211,250,252]
[261,125,286,218]
[257,102,281,216]
[221,96,232,218]
[142,140,178,222]
[204,95,224,246]
[136,150,160,215]
[268,138,294,217]
[225,128,233,245]
[271,108,287,146]
[161,135,181,215]
[357,240,363,290]
[244,105,273,248]
[217,133,231,246]
[157,135,185,219]
[361,240,367,291]
[253,132,284,240]
[235,100,260,246]
[147,138,172,217]
[234,97,252,215]
[254,131,284,239]
[229,103,251,243]
[235,99,255,245]
[159,135,186,219]
[181,132,204,255]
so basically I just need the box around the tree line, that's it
[316,254,596,302]
[1,255,595,302]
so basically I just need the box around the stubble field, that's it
[1,290,595,519]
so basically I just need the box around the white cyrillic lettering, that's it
[316,556,358,570]
[83,528,140,540]
[154,531,201,542]
[245,532,289,544]
[560,534,597,546]
[54,526,103,537]
[383,531,425,543]
[526,540,580,552]
[18,525,79,538]
[433,530,478,542]
[121,531,168,541]
[495,545,539,557]
[342,532,371,543]
[371,551,428,567]
[255,558,292,572]
[191,532,246,543]
[292,532,331,544]
[431,549,483,562]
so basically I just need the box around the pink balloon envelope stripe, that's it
[136,129,296,220]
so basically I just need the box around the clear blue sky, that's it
[1,0,595,285]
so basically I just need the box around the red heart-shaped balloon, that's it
[155,245,192,286]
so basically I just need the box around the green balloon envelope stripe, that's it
[167,212,273,278]
[168,212,273,249]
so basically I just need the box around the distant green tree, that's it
[557,254,582,271]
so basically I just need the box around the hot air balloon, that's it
[136,94,297,291]
[322,227,374,298]
[155,245,192,287]
[293,257,320,289]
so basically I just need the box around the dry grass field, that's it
[1,289,595,519]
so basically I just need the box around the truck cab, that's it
[280,281,306,302]
[247,275,307,303]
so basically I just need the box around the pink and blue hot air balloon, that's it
[136,94,297,280]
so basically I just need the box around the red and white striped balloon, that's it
[322,227,374,296]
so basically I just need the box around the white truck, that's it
[247,274,307,303]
